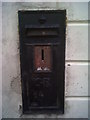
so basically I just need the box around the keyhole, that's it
[42,49,44,60]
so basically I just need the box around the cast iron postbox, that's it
[18,10,66,114]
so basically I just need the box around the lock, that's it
[18,10,66,113]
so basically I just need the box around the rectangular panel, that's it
[65,63,88,96]
[25,28,59,37]
[34,46,52,72]
[66,24,88,60]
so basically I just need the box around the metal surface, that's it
[34,46,52,71]
[18,10,66,114]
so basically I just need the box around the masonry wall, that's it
[1,2,88,118]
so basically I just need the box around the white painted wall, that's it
[1,2,89,119]
[0,2,2,120]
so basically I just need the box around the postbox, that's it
[18,10,66,114]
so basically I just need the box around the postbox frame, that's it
[18,10,66,114]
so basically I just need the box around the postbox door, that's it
[24,44,63,111]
